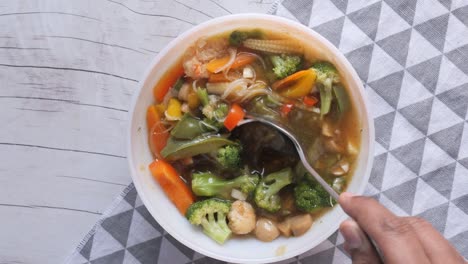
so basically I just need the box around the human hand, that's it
[338,192,466,264]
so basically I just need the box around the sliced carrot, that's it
[272,69,313,90]
[303,95,318,106]
[153,62,184,103]
[149,159,195,215]
[147,105,169,159]
[224,103,245,131]
[230,53,257,69]
[206,53,257,73]
[208,73,230,83]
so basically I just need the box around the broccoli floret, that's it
[254,167,293,212]
[294,180,336,213]
[311,62,340,117]
[270,54,302,79]
[229,29,263,46]
[217,144,242,169]
[196,88,209,106]
[185,198,232,244]
[192,172,259,198]
[202,103,228,130]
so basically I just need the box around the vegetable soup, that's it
[146,29,361,244]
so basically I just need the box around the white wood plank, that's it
[0,97,128,156]
[0,1,276,263]
[0,145,130,212]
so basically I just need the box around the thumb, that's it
[340,220,381,264]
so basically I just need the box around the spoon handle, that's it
[296,150,340,201]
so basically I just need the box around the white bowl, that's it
[128,14,374,264]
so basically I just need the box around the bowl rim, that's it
[127,13,375,263]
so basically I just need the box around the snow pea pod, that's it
[161,134,235,161]
[171,114,206,140]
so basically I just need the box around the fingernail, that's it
[341,222,363,250]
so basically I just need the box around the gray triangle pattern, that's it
[157,237,191,264]
[414,14,450,51]
[369,153,388,191]
[391,138,426,174]
[417,202,450,234]
[428,123,464,158]
[135,205,164,233]
[330,0,348,13]
[421,162,457,198]
[369,71,405,108]
[376,29,412,66]
[407,55,443,93]
[101,209,134,247]
[90,249,125,264]
[460,158,468,170]
[437,83,468,118]
[383,178,419,214]
[312,16,345,48]
[384,0,418,25]
[375,111,396,149]
[282,0,314,25]
[399,97,434,134]
[80,234,94,260]
[327,231,340,244]
[452,5,468,27]
[449,231,468,257]
[445,44,468,74]
[127,237,163,264]
[438,0,452,9]
[124,186,138,208]
[164,233,195,260]
[344,44,374,82]
[300,247,335,264]
[348,2,382,40]
[452,195,468,215]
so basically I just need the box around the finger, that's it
[339,192,430,263]
[340,219,382,264]
[404,217,466,264]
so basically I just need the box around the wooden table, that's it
[0,1,275,263]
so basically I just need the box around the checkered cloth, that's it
[67,0,468,263]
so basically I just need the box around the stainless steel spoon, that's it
[239,115,340,201]
[239,115,384,260]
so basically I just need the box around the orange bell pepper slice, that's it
[146,105,169,159]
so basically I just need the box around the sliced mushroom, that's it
[255,218,280,242]
[289,214,313,237]
[228,201,256,235]
[277,218,292,237]
[322,121,334,137]
[332,177,346,193]
[347,140,359,156]
[330,159,350,176]
[324,139,344,153]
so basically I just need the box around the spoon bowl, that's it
[239,115,340,200]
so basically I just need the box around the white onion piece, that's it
[237,52,266,69]
[243,66,254,79]
[192,79,199,91]
[231,189,247,201]
[213,48,237,73]
[221,79,248,99]
[206,82,229,95]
